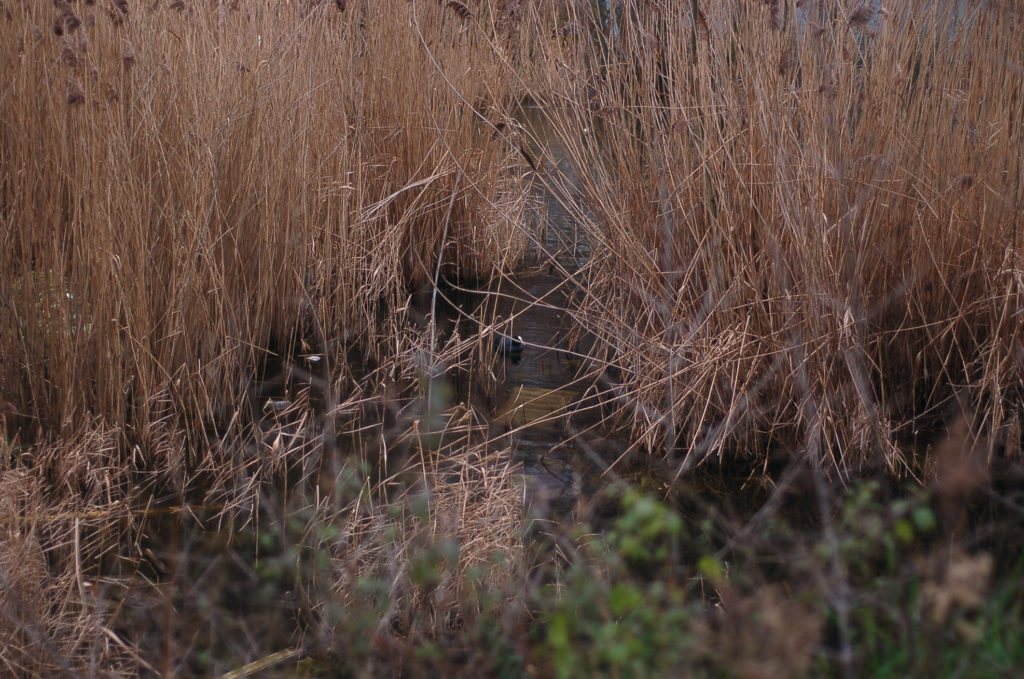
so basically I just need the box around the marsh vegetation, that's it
[1,1,1022,676]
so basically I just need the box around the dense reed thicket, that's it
[525,1,1023,476]
[0,1,528,672]
[0,0,526,442]
[1,0,1023,675]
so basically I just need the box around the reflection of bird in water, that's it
[492,333,525,360]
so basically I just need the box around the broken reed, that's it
[525,1,1023,474]
[0,0,526,445]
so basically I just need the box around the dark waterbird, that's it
[492,333,525,359]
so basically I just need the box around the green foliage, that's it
[409,537,460,592]
[831,481,937,578]
[534,482,1024,678]
[606,490,684,567]
[541,492,695,678]
[817,482,1023,677]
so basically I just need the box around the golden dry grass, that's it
[1,0,1022,674]
[521,1,1023,477]
[0,0,529,671]
[1,0,527,442]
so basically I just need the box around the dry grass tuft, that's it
[332,406,523,661]
[0,471,48,676]
[0,443,136,674]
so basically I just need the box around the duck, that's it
[492,333,525,358]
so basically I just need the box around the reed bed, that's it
[1,0,1022,674]
[0,0,527,441]
[523,0,1023,477]
[0,0,529,672]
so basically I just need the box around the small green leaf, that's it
[894,519,914,543]
[697,555,723,586]
[548,610,570,648]
[609,583,641,615]
[912,506,936,533]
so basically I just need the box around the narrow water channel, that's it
[448,104,613,521]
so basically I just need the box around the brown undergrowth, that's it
[0,0,529,673]
[1,0,1023,675]
[521,1,1023,478]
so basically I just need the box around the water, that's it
[445,104,613,521]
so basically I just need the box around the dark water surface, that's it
[446,104,615,522]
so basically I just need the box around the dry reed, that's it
[520,0,1023,477]
[2,0,1021,673]
[1,0,528,671]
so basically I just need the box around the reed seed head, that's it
[66,77,84,105]
[849,6,874,29]
[123,41,135,69]
[445,1,472,21]
[60,40,77,69]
